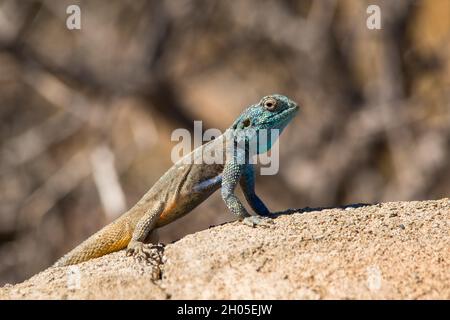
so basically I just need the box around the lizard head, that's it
[231,94,299,154]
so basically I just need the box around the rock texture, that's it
[1,199,449,299]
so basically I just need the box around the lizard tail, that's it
[52,215,133,267]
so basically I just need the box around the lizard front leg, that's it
[126,201,164,263]
[221,161,272,227]
[240,164,271,216]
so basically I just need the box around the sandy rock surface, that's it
[1,199,449,299]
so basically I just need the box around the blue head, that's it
[231,94,299,154]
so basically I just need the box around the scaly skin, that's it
[53,94,299,267]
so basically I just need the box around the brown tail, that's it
[53,216,133,267]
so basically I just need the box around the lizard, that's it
[53,94,299,268]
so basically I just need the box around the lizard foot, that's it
[242,216,274,228]
[126,241,165,279]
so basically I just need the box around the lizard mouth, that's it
[271,104,299,122]
[289,104,300,114]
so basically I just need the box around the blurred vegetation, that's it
[0,0,449,284]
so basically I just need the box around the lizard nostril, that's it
[243,119,251,127]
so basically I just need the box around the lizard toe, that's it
[126,242,164,280]
[126,241,164,264]
[242,216,275,228]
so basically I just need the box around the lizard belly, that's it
[155,165,223,228]
[155,200,180,227]
[155,188,219,227]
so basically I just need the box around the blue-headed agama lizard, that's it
[53,94,299,271]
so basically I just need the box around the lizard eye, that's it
[263,98,277,111]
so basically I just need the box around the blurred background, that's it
[0,0,449,285]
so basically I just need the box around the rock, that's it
[1,199,449,299]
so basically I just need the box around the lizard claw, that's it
[242,216,274,228]
[126,241,149,260]
[126,241,165,278]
